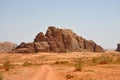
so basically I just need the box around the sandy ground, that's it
[0,51,120,80]
[29,65,61,80]
[2,65,63,80]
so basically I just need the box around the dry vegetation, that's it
[0,51,120,80]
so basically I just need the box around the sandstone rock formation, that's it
[0,42,17,52]
[13,26,104,53]
[116,43,120,52]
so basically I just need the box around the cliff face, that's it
[14,26,104,53]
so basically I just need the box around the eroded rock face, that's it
[95,45,105,52]
[34,42,50,52]
[15,42,35,53]
[13,26,104,53]
[116,43,120,52]
[34,32,47,42]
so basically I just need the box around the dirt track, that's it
[29,65,61,80]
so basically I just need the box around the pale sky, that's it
[0,0,120,49]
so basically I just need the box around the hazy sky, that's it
[0,0,120,49]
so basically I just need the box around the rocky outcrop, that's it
[116,43,120,52]
[13,26,104,53]
[34,32,47,42]
[14,42,50,53]
[0,42,17,53]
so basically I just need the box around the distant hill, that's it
[0,42,17,52]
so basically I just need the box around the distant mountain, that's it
[0,42,17,53]
[13,26,104,53]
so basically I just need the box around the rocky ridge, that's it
[14,26,104,53]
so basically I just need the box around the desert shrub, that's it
[116,56,120,64]
[91,57,99,65]
[74,58,84,71]
[54,60,68,64]
[23,61,32,67]
[3,60,11,71]
[91,55,113,65]
[92,57,97,63]
[59,61,68,64]
[65,74,74,79]
[98,55,113,64]
[0,73,3,80]
[54,60,59,64]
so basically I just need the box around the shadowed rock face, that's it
[13,26,104,53]
[116,43,120,52]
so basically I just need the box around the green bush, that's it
[23,61,32,67]
[3,60,11,71]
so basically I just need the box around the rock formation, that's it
[0,42,17,53]
[13,26,104,53]
[116,43,120,52]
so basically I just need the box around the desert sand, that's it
[0,51,120,80]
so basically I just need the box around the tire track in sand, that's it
[30,65,61,80]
